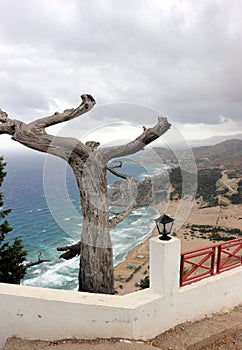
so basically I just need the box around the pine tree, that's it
[0,156,27,284]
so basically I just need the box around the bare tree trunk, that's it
[0,94,171,294]
[70,156,114,294]
[79,245,114,294]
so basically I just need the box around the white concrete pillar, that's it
[149,236,181,295]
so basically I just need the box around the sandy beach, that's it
[114,200,242,295]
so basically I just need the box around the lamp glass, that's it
[165,220,173,234]
[155,214,174,240]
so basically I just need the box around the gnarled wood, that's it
[98,117,171,162]
[109,201,135,229]
[57,241,81,260]
[0,94,171,294]
[29,94,96,130]
[107,161,133,180]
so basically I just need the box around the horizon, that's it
[1,1,242,154]
[1,132,242,155]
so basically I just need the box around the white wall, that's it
[1,237,242,349]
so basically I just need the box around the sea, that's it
[1,150,164,290]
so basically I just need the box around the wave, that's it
[3,153,160,290]
[23,258,79,290]
[21,206,157,289]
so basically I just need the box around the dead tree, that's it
[0,94,171,294]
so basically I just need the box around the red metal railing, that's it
[217,238,242,273]
[180,238,242,287]
[180,245,216,287]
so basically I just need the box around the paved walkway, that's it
[4,338,158,350]
[152,304,242,349]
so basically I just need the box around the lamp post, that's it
[155,214,174,241]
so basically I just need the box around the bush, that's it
[0,157,27,284]
[140,276,149,289]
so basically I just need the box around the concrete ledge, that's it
[4,305,242,350]
[0,282,161,308]
[2,237,242,349]
[0,283,162,349]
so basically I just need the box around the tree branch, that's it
[0,109,15,135]
[30,94,96,130]
[25,253,50,268]
[109,201,136,228]
[108,161,137,227]
[0,95,95,161]
[85,141,100,151]
[0,124,15,135]
[99,117,171,162]
[57,241,81,260]
[107,162,131,180]
[0,109,10,123]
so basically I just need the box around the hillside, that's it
[153,138,242,171]
[109,139,242,209]
[110,139,242,208]
[192,139,242,170]
[188,132,242,147]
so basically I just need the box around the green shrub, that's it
[0,157,27,284]
[140,276,149,289]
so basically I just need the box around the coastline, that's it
[114,200,242,295]
[114,220,157,294]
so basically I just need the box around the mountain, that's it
[110,139,242,207]
[153,139,242,171]
[192,139,242,170]
[188,134,242,147]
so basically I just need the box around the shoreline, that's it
[114,224,156,294]
[114,201,242,295]
[112,206,160,295]
[113,206,160,266]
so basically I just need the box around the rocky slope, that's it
[153,139,242,171]
[109,139,242,207]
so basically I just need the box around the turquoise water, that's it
[1,151,161,290]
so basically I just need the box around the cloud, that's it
[176,116,242,141]
[0,0,242,148]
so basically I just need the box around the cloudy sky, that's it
[0,0,242,150]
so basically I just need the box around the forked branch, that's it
[99,117,171,162]
[0,94,96,160]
